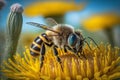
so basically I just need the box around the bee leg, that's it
[64,45,67,53]
[64,45,73,52]
[53,45,63,71]
[75,46,86,59]
[40,43,45,71]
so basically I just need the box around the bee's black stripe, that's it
[30,51,39,57]
[31,44,34,47]
[34,36,43,45]
[41,33,50,42]
[30,48,40,54]
[34,36,39,41]
[32,42,41,48]
[30,48,40,57]
[31,45,40,51]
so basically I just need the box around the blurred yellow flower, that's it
[24,1,84,17]
[20,33,38,46]
[82,13,120,31]
[2,43,120,80]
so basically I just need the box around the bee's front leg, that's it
[64,45,73,52]
[53,45,63,71]
[64,45,77,54]
[64,45,85,59]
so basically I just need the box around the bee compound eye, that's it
[68,33,77,47]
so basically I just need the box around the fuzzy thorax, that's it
[46,24,74,48]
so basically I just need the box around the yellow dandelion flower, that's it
[2,43,120,80]
[82,13,120,31]
[24,1,85,17]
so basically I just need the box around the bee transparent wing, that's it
[26,22,49,30]
[45,18,58,27]
[26,22,60,34]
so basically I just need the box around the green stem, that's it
[5,37,19,59]
[4,12,23,60]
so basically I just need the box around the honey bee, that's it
[27,18,99,70]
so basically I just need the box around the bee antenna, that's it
[82,38,92,50]
[87,37,100,50]
[84,40,92,50]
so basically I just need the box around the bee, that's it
[27,18,99,70]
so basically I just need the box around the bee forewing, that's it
[26,22,48,30]
[26,22,60,34]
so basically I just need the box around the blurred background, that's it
[0,0,120,62]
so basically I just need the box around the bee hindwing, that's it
[46,18,58,27]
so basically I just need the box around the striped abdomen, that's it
[30,33,52,57]
[30,36,43,57]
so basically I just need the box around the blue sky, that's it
[0,0,120,32]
